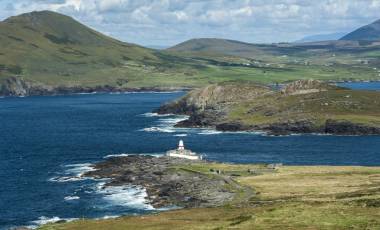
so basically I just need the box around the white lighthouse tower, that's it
[166,140,202,160]
[178,140,185,150]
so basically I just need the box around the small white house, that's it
[166,140,202,160]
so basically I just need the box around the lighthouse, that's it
[178,140,185,150]
[166,140,202,160]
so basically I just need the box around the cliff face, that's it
[156,83,273,127]
[156,80,380,135]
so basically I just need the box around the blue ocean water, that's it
[0,86,379,229]
[337,81,380,91]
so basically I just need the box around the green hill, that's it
[1,11,380,96]
[0,11,157,82]
[168,38,273,58]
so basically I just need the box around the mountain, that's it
[294,32,347,43]
[0,11,162,94]
[340,19,380,41]
[167,38,272,58]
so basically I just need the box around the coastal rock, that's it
[216,122,252,131]
[280,79,338,95]
[325,119,380,135]
[84,155,252,208]
[263,120,321,135]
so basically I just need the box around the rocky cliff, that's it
[156,80,380,135]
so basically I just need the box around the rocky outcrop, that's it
[156,83,273,127]
[325,119,380,135]
[84,155,252,208]
[280,79,337,95]
[1,77,34,96]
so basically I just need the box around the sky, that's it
[1,0,380,47]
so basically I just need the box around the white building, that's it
[166,140,202,160]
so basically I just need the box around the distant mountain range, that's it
[340,19,380,41]
[295,32,347,43]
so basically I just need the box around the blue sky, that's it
[1,0,380,46]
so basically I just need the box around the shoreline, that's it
[0,88,189,98]
[32,163,380,230]
[2,78,380,98]
[82,155,255,209]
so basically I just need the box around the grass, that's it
[227,88,380,127]
[38,165,380,230]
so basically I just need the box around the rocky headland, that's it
[155,80,380,135]
[84,155,255,208]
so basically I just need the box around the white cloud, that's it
[1,0,380,46]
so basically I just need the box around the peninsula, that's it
[156,79,380,135]
[39,156,380,229]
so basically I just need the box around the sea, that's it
[0,82,379,229]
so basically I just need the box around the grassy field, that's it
[39,164,380,230]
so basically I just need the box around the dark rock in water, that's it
[264,120,321,136]
[84,155,253,208]
[216,122,251,132]
[325,119,380,135]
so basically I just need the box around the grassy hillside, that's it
[228,86,380,128]
[39,164,380,229]
[168,38,380,83]
[0,11,155,86]
[1,11,380,95]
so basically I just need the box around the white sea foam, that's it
[104,153,162,158]
[140,127,176,133]
[64,196,80,201]
[97,215,120,220]
[96,182,154,210]
[28,216,77,229]
[104,153,130,158]
[49,163,95,183]
[140,112,173,117]
[49,176,83,182]
[198,130,223,135]
[64,163,96,177]
[158,116,188,124]
[76,92,97,95]
[140,115,189,133]
[174,134,188,137]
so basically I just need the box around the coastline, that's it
[34,163,380,230]
[0,87,190,98]
[82,155,256,209]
